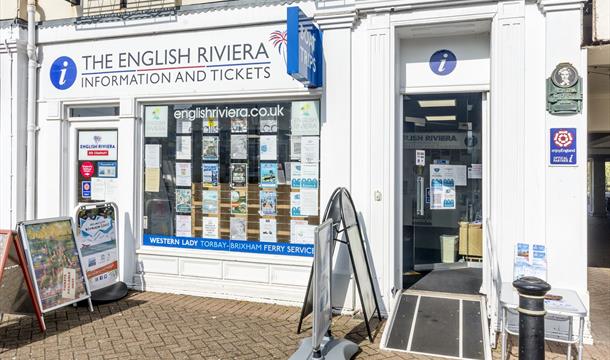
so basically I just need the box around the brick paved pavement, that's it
[1,268,608,360]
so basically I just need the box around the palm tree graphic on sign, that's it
[269,30,287,65]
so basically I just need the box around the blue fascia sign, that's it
[286,6,323,88]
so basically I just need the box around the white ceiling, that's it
[396,20,491,39]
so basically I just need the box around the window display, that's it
[142,101,320,256]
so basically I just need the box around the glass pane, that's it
[70,106,119,117]
[142,101,321,255]
[402,93,483,270]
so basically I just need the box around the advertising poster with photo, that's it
[202,136,219,161]
[231,189,248,215]
[231,135,248,160]
[76,205,119,291]
[260,163,278,188]
[260,191,277,216]
[202,190,219,214]
[20,219,89,311]
[230,163,248,188]
[175,189,192,213]
[230,217,247,240]
[202,163,219,187]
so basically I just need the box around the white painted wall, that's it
[0,25,27,229]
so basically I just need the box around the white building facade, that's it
[0,0,591,344]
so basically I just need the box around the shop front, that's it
[15,0,590,353]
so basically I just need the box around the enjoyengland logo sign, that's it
[49,56,78,90]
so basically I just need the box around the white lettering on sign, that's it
[299,24,317,73]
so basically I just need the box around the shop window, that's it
[70,106,120,118]
[142,101,320,256]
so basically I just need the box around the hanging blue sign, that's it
[550,128,577,165]
[286,6,323,88]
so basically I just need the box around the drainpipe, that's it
[26,0,37,220]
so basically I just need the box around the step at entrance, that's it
[382,292,489,359]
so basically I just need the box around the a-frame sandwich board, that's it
[0,230,46,331]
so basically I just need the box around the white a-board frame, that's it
[73,202,121,291]
[313,219,333,352]
[18,217,93,314]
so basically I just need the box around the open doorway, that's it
[587,148,610,268]
[401,92,485,291]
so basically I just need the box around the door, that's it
[402,93,484,272]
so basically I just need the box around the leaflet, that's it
[144,144,161,168]
[230,217,247,240]
[300,188,318,216]
[260,219,277,242]
[176,136,192,160]
[144,106,168,138]
[300,136,320,163]
[260,135,277,161]
[202,217,219,238]
[291,101,319,136]
[175,215,192,237]
[175,163,192,187]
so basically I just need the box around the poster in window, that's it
[175,215,191,237]
[231,189,248,215]
[202,217,219,238]
[260,135,277,161]
[259,190,277,216]
[231,118,248,133]
[291,162,302,189]
[230,217,247,240]
[144,144,161,169]
[230,163,248,188]
[175,163,192,187]
[231,135,248,160]
[260,219,277,242]
[175,189,192,213]
[176,136,192,160]
[202,163,219,187]
[176,119,192,134]
[78,130,118,161]
[260,117,278,133]
[291,136,301,160]
[291,101,319,136]
[203,117,219,134]
[300,163,319,189]
[202,190,219,215]
[260,163,278,188]
[144,106,168,138]
[300,188,319,216]
[291,220,315,244]
[202,136,219,161]
[291,192,302,217]
[301,137,320,164]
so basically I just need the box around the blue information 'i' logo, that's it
[429,49,457,76]
[49,56,77,90]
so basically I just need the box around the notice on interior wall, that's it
[468,164,482,179]
[416,150,425,166]
[145,106,168,138]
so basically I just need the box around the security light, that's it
[418,99,456,107]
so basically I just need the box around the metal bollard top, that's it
[512,276,551,297]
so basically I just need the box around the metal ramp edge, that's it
[380,291,491,360]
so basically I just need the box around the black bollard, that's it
[512,276,551,360]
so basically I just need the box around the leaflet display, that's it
[142,101,321,257]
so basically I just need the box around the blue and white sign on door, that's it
[550,128,577,165]
[286,6,323,88]
[429,49,457,76]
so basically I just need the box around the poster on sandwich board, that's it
[18,218,92,313]
[74,202,120,291]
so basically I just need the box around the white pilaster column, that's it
[539,0,588,294]
[315,9,358,312]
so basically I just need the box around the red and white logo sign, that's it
[553,130,573,148]
[80,161,95,178]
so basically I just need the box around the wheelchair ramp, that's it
[382,292,489,359]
